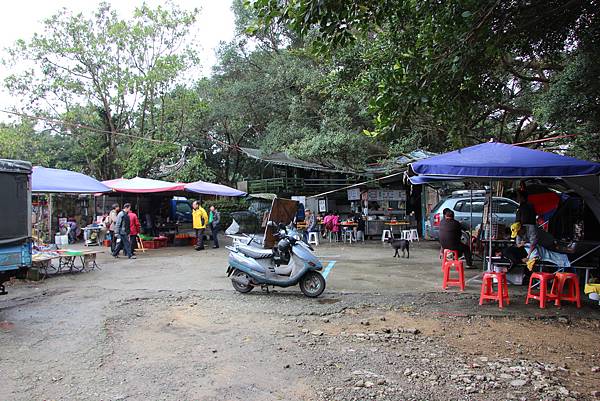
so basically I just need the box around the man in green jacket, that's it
[209,205,221,249]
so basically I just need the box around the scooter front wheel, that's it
[231,269,254,293]
[299,271,326,298]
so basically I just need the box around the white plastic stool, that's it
[381,229,392,242]
[342,228,354,243]
[401,230,411,240]
[308,231,319,246]
[409,228,419,242]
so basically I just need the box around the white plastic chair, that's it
[409,229,420,242]
[381,229,392,242]
[308,231,319,246]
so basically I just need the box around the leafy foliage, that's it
[250,0,600,160]
[3,2,200,178]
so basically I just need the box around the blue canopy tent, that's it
[32,166,111,193]
[408,141,600,270]
[32,166,111,244]
[184,180,246,197]
[409,141,600,179]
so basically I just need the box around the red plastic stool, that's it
[525,272,557,309]
[442,249,459,272]
[442,259,465,291]
[550,272,581,308]
[479,272,509,308]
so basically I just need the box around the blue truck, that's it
[0,159,32,294]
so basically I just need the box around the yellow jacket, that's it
[192,207,208,229]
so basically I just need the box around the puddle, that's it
[318,298,340,304]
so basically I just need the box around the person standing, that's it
[192,201,208,251]
[112,203,134,259]
[439,208,473,267]
[128,207,141,256]
[209,205,221,249]
[107,203,120,252]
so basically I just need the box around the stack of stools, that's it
[441,249,465,291]
[479,272,510,308]
[550,272,582,308]
[525,272,557,308]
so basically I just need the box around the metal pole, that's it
[469,188,473,253]
[48,193,52,243]
[488,180,493,271]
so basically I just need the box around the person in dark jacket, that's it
[112,203,134,259]
[209,205,221,249]
[439,208,472,267]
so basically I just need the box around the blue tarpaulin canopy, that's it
[408,142,600,261]
[32,166,111,193]
[184,180,246,197]
[409,142,600,179]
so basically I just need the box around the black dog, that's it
[387,238,410,258]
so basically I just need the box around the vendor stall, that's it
[32,166,111,245]
[408,141,600,280]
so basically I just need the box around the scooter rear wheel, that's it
[231,269,254,293]
[299,271,326,298]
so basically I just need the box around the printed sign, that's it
[367,189,406,201]
[347,188,361,201]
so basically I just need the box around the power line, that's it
[0,108,174,144]
[0,108,247,153]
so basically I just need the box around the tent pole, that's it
[488,180,493,272]
[48,193,52,243]
[469,188,473,253]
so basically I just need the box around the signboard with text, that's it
[367,189,406,201]
[347,188,361,201]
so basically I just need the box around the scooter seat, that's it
[237,245,273,259]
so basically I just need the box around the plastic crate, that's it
[142,240,159,249]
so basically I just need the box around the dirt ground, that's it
[1,239,599,401]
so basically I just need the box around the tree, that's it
[249,0,600,160]
[4,2,200,178]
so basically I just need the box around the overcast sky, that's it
[0,0,235,120]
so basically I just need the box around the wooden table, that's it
[384,221,410,237]
[340,222,358,243]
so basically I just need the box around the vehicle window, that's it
[176,202,192,215]
[471,201,484,213]
[430,199,445,214]
[495,200,518,214]
[454,201,466,212]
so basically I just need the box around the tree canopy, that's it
[251,0,600,159]
[1,0,598,186]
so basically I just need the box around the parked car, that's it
[428,191,518,240]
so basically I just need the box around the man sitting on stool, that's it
[439,208,473,267]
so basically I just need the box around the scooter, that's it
[226,222,326,297]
